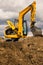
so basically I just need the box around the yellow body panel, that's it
[5,34,18,38]
[4,30,26,38]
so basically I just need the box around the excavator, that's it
[4,1,42,41]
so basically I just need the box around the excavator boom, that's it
[18,1,36,36]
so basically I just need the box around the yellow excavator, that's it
[4,1,42,41]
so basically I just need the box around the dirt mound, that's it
[0,37,43,65]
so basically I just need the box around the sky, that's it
[0,0,42,20]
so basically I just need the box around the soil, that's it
[0,37,43,65]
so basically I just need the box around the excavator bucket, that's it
[30,26,42,36]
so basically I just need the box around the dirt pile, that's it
[0,37,5,42]
[0,37,43,65]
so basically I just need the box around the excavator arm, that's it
[31,1,36,27]
[18,1,36,36]
[18,5,31,36]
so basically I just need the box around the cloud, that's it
[36,0,43,21]
[0,0,26,12]
[0,0,34,19]
[0,0,34,11]
[0,9,18,19]
[0,0,43,24]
